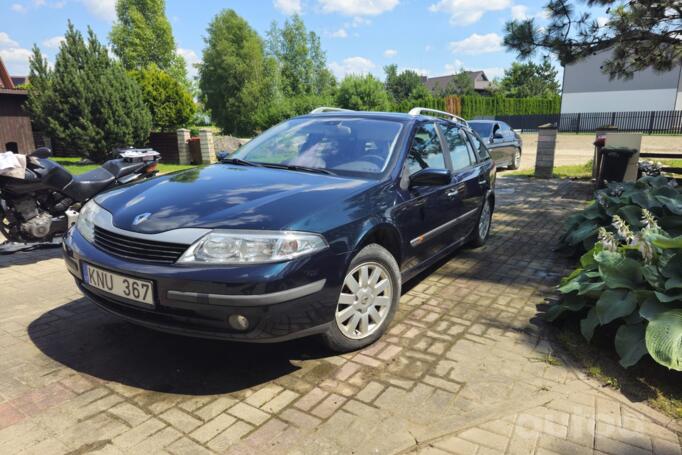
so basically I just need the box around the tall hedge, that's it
[457,96,561,118]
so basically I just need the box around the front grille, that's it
[94,226,189,264]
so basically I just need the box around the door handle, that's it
[446,189,459,198]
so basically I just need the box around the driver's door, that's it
[393,123,460,272]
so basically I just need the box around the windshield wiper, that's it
[220,157,262,167]
[261,163,336,176]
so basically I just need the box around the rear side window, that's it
[467,130,491,161]
[406,123,446,175]
[441,125,472,171]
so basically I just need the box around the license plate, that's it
[82,263,154,306]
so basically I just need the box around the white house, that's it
[561,50,682,113]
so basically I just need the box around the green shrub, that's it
[131,64,195,131]
[549,176,682,371]
[335,74,391,111]
[559,176,682,254]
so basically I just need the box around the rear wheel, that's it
[322,244,400,352]
[508,148,521,170]
[469,197,492,247]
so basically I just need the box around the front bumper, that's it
[63,227,347,342]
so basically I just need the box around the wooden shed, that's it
[0,57,34,154]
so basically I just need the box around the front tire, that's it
[322,244,401,352]
[508,148,521,170]
[469,197,492,247]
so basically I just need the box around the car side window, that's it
[441,125,472,171]
[406,123,446,175]
[467,130,491,161]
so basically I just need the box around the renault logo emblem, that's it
[132,212,152,226]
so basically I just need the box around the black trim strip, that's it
[167,279,327,307]
[410,207,479,247]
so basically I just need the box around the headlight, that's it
[76,200,102,243]
[177,230,328,264]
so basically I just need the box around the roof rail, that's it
[310,107,354,114]
[408,107,467,125]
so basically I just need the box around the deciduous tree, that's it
[110,0,188,84]
[498,58,561,97]
[265,15,335,97]
[336,74,391,111]
[199,9,270,136]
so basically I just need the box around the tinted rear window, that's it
[469,122,492,137]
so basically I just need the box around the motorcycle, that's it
[0,147,161,254]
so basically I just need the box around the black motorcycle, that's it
[0,147,160,253]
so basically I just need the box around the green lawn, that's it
[54,157,196,176]
[505,161,594,179]
[506,158,682,180]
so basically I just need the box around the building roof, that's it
[421,71,491,93]
[0,57,28,90]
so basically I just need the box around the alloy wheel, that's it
[478,199,491,240]
[335,262,393,340]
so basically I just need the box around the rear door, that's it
[486,122,508,166]
[440,123,485,240]
[394,122,459,271]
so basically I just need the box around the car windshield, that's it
[232,117,403,176]
[468,122,493,138]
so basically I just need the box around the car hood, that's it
[95,164,374,234]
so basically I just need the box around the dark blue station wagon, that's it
[62,108,496,351]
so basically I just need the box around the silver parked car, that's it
[468,120,522,170]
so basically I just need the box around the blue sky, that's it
[0,0,605,82]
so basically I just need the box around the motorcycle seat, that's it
[102,159,146,178]
[67,168,116,200]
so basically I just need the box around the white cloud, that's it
[429,0,511,25]
[511,4,528,20]
[43,35,65,49]
[383,49,397,58]
[34,0,46,6]
[0,33,19,48]
[597,16,609,27]
[449,33,503,55]
[177,48,200,80]
[0,47,32,75]
[329,56,375,78]
[425,44,432,52]
[319,0,398,16]
[327,28,348,38]
[81,0,116,21]
[480,66,505,80]
[274,0,302,15]
[11,3,27,13]
[444,59,464,73]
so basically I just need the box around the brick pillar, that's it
[176,129,190,164]
[534,124,558,179]
[198,129,215,164]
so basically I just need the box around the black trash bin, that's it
[597,146,636,188]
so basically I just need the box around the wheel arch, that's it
[354,222,403,266]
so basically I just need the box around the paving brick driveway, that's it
[0,177,680,455]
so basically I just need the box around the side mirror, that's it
[409,168,451,187]
[493,131,504,140]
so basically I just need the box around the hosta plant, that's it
[548,209,682,371]
[559,176,682,254]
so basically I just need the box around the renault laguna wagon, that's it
[62,107,496,352]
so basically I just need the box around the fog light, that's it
[228,314,249,331]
